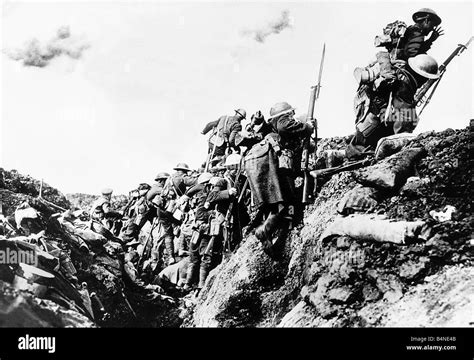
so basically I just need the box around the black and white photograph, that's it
[0,0,472,357]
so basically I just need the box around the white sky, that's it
[1,0,473,195]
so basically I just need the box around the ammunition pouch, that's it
[172,208,183,222]
[209,213,225,236]
[191,220,209,244]
[356,113,380,138]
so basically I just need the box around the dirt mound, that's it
[1,168,69,211]
[66,193,128,212]
[1,170,180,328]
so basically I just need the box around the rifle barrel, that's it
[416,36,473,107]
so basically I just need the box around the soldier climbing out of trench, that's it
[244,102,314,257]
[318,8,444,167]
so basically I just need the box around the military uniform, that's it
[121,188,155,243]
[202,110,246,160]
[347,62,429,159]
[157,166,197,265]
[244,102,312,255]
[400,24,436,60]
[184,179,234,289]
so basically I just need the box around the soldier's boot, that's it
[184,261,199,290]
[198,264,209,290]
[255,212,282,256]
[272,218,291,259]
[255,211,283,241]
[164,235,176,265]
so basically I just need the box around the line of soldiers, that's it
[83,8,445,295]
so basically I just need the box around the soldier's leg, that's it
[184,237,200,289]
[121,221,138,243]
[160,218,176,265]
[197,235,212,289]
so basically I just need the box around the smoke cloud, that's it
[242,10,293,43]
[4,26,90,67]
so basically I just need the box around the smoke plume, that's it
[4,26,90,67]
[242,10,292,43]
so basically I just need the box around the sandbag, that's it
[375,133,416,160]
[355,147,426,191]
[158,257,190,285]
[59,220,107,246]
[321,214,425,245]
[337,186,381,215]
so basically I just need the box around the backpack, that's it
[374,20,408,58]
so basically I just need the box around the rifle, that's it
[415,36,473,115]
[302,43,325,204]
[222,152,247,254]
[310,158,373,180]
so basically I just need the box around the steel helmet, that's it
[225,153,242,168]
[101,188,113,195]
[408,54,440,79]
[173,163,190,172]
[155,172,170,181]
[234,108,247,119]
[197,172,213,184]
[138,183,151,191]
[269,102,295,119]
[412,8,442,26]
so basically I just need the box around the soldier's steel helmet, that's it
[173,163,190,172]
[138,183,151,191]
[155,172,170,181]
[268,102,295,119]
[408,54,440,79]
[101,188,113,195]
[412,8,441,26]
[234,108,247,119]
[197,172,213,184]
[225,153,242,168]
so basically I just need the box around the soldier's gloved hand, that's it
[229,187,238,196]
[304,121,314,134]
[428,26,444,42]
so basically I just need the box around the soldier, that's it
[90,188,122,233]
[137,172,169,273]
[402,8,443,60]
[222,153,250,251]
[201,108,247,167]
[120,183,153,244]
[183,175,237,292]
[354,8,443,87]
[347,54,440,160]
[245,102,313,256]
[146,172,170,206]
[157,163,197,266]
